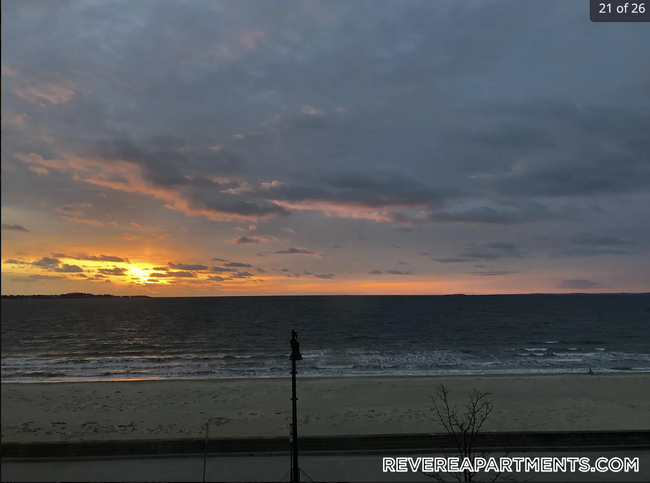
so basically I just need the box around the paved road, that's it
[3,451,649,482]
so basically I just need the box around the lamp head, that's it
[290,330,302,361]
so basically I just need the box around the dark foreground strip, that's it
[2,431,649,459]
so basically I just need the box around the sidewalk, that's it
[3,450,649,482]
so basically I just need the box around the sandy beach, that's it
[2,374,649,444]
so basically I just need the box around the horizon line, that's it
[2,292,649,298]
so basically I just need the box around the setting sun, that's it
[128,266,153,285]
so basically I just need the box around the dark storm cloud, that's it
[556,232,639,257]
[44,135,287,220]
[492,104,650,198]
[313,273,334,279]
[461,124,554,151]
[558,279,600,289]
[3,259,29,265]
[4,3,647,217]
[210,266,239,273]
[53,264,84,273]
[149,271,196,278]
[168,262,208,271]
[2,224,30,232]
[424,203,572,225]
[259,171,444,209]
[381,212,421,225]
[274,247,315,255]
[97,267,128,276]
[469,271,517,276]
[485,242,516,250]
[184,188,291,219]
[434,242,523,263]
[432,257,472,264]
[31,257,60,268]
[458,242,522,260]
[572,233,635,246]
[56,205,84,216]
[224,261,252,268]
[230,271,253,278]
[562,246,637,257]
[81,254,129,263]
[88,139,290,219]
[168,271,196,278]
[368,269,411,275]
[51,253,130,263]
[233,236,261,244]
[232,132,269,151]
[89,138,243,185]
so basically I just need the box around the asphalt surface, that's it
[3,450,649,482]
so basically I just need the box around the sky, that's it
[1,0,649,296]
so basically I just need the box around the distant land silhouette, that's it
[1,292,150,299]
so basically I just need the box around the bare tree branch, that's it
[422,384,523,482]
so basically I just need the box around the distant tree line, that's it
[1,292,150,299]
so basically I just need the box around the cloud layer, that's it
[1,0,649,295]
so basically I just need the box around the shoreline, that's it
[3,374,649,444]
[4,293,649,298]
[3,368,649,385]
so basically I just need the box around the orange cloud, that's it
[1,111,25,127]
[15,151,411,226]
[273,201,424,223]
[28,165,49,176]
[57,205,85,216]
[62,216,104,226]
[12,81,76,105]
[15,153,70,171]
[1,65,17,77]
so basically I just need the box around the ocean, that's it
[2,294,649,383]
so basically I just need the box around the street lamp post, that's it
[290,330,302,483]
